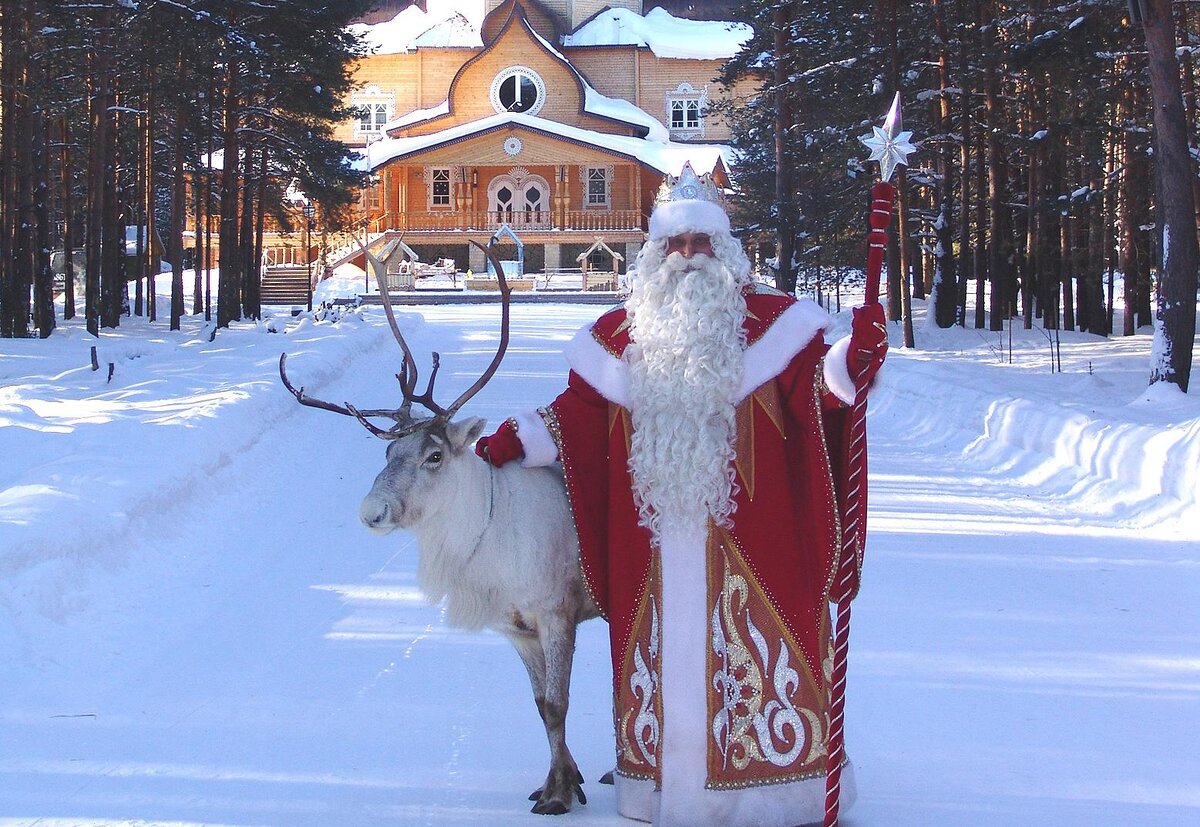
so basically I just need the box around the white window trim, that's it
[581,165,613,209]
[427,166,454,210]
[487,172,551,224]
[489,66,547,116]
[665,82,708,140]
[352,85,396,139]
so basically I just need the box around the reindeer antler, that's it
[279,353,405,438]
[443,239,513,419]
[279,236,513,439]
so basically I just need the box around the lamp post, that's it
[303,202,315,312]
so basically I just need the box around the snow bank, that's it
[0,304,417,626]
[861,319,1200,532]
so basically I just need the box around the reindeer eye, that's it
[426,450,443,465]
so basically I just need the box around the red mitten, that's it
[474,418,524,466]
[849,303,888,385]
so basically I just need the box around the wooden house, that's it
[340,0,751,276]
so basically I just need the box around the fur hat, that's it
[647,163,730,242]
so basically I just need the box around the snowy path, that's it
[1,304,1197,826]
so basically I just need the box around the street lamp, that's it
[303,202,316,311]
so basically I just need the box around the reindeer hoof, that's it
[599,770,614,785]
[529,768,586,815]
[529,769,585,801]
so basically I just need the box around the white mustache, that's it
[663,251,714,272]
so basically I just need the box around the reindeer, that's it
[280,241,599,815]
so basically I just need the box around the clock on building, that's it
[490,66,546,116]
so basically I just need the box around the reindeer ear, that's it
[446,416,486,454]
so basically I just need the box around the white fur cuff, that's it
[514,411,559,467]
[824,336,857,405]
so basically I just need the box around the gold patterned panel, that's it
[706,528,828,790]
[615,553,662,783]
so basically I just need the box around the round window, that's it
[490,67,546,116]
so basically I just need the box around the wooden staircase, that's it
[260,266,312,306]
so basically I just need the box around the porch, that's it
[388,209,642,234]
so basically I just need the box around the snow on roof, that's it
[348,1,482,54]
[358,111,728,178]
[563,8,751,61]
[386,99,452,131]
[583,87,669,141]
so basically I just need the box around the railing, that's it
[262,243,304,268]
[390,209,642,233]
[563,210,642,232]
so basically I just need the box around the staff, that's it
[823,92,915,827]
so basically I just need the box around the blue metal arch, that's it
[488,223,524,276]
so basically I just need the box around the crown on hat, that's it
[654,161,724,207]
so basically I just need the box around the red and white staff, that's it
[823,92,915,827]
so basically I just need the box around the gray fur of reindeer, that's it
[279,240,596,816]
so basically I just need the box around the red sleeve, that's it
[777,342,864,602]
[546,370,615,620]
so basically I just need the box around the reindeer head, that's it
[280,239,512,533]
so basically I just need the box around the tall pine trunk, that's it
[1142,0,1198,390]
[217,57,241,328]
[930,0,958,328]
[60,117,77,321]
[170,94,186,330]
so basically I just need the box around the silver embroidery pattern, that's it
[711,566,810,770]
[627,599,660,767]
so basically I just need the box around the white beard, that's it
[625,251,748,543]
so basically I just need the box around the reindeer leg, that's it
[528,614,585,815]
[505,632,558,805]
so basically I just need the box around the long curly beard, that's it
[625,250,748,544]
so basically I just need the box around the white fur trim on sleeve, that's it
[564,321,629,407]
[823,336,856,405]
[736,299,832,402]
[514,411,559,467]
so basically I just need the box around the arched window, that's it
[489,67,547,116]
[486,172,551,228]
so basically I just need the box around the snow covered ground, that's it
[1,275,1197,826]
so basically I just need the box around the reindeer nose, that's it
[359,497,394,534]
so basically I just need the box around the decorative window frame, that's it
[579,164,614,209]
[489,66,547,116]
[425,166,455,210]
[665,82,708,140]
[487,170,551,219]
[352,85,395,139]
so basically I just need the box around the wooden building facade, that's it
[343,0,747,276]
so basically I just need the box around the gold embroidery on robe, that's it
[707,529,828,789]
[616,553,662,782]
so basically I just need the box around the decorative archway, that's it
[486,170,551,228]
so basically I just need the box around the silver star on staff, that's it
[860,92,915,183]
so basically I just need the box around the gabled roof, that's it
[360,111,730,178]
[388,3,662,140]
